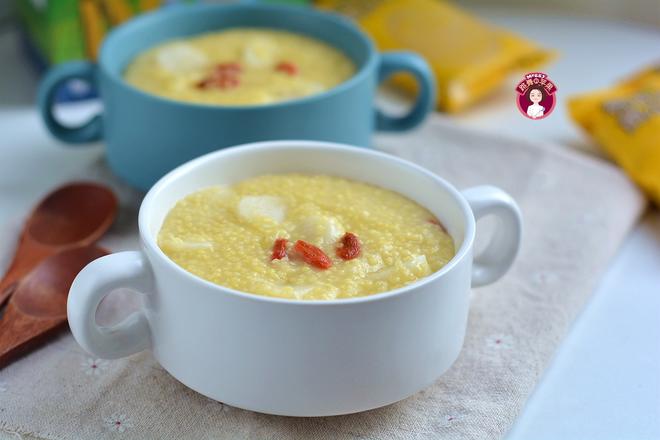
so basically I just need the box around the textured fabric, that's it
[0,116,645,440]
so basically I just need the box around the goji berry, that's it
[196,74,240,89]
[275,61,298,76]
[196,63,241,89]
[216,74,240,88]
[294,240,332,269]
[271,238,288,260]
[336,232,361,260]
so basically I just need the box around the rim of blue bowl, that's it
[99,3,379,111]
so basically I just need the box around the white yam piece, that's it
[242,38,277,67]
[157,43,207,74]
[293,215,344,246]
[238,195,286,224]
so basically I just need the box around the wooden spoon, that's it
[0,182,117,307]
[0,245,108,368]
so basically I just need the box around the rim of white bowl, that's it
[139,140,476,305]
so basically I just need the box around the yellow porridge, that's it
[158,174,455,300]
[124,28,356,106]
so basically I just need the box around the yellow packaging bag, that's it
[316,0,554,112]
[569,66,660,205]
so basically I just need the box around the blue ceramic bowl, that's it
[38,3,435,190]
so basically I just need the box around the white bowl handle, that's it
[67,251,153,359]
[462,186,522,287]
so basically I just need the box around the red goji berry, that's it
[275,61,298,76]
[196,74,240,89]
[216,74,240,88]
[336,232,361,260]
[294,240,332,269]
[271,238,288,260]
[196,63,241,89]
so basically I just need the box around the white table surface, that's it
[0,9,659,440]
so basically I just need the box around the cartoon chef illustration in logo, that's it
[516,72,557,120]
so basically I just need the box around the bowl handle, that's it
[462,186,523,287]
[37,61,103,144]
[376,51,436,132]
[67,251,153,359]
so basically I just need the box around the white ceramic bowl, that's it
[67,141,522,416]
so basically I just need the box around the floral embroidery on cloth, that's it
[532,271,560,287]
[103,413,134,433]
[437,413,462,428]
[81,357,110,376]
[486,334,513,350]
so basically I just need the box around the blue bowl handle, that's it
[376,52,436,132]
[38,61,103,144]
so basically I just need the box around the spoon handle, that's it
[0,302,66,369]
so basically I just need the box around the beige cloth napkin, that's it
[0,116,645,440]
